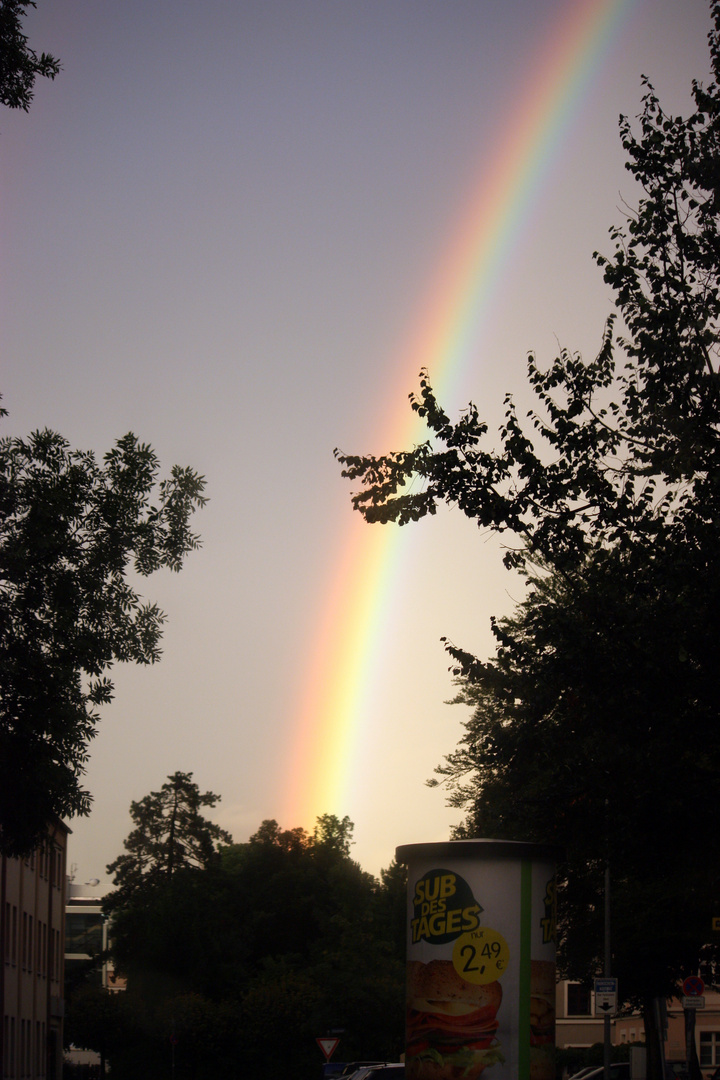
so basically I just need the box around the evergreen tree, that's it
[105,771,231,910]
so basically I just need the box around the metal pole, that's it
[655,997,667,1080]
[604,862,611,1080]
[685,1006,695,1078]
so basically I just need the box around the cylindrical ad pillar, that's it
[396,840,563,1080]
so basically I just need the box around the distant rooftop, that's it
[67,881,114,902]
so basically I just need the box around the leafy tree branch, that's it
[0,415,207,855]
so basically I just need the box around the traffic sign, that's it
[594,977,618,1016]
[317,1038,340,1061]
[682,976,704,997]
[682,996,705,1009]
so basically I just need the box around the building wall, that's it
[1,823,69,1080]
[65,881,125,993]
[693,992,720,1076]
[615,991,720,1076]
[63,881,126,1075]
[556,980,608,1049]
[558,978,720,1076]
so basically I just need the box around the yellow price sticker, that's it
[452,926,509,985]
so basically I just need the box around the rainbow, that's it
[281,0,638,829]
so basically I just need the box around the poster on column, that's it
[396,840,562,1080]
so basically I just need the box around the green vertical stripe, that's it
[518,860,533,1080]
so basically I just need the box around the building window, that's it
[54,846,63,887]
[567,983,592,1015]
[65,912,104,956]
[21,912,28,970]
[5,1015,14,1079]
[700,1032,720,1067]
[49,928,55,981]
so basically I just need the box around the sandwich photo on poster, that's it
[397,840,560,1080]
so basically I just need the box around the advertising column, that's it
[397,839,562,1080]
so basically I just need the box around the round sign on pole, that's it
[682,975,704,997]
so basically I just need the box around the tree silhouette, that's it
[105,771,231,911]
[0,420,206,856]
[0,1,60,111]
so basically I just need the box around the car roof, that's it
[340,1064,386,1077]
[351,1067,403,1079]
[578,1066,630,1080]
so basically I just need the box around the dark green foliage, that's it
[0,0,60,111]
[439,549,720,1005]
[105,772,231,912]
[334,0,720,1039]
[0,418,207,856]
[102,810,406,1080]
[64,984,132,1072]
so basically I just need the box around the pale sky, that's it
[1,0,713,881]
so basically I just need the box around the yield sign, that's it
[317,1037,340,1061]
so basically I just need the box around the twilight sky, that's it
[1,0,713,880]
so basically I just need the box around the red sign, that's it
[682,975,704,997]
[317,1038,340,1061]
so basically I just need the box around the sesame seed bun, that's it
[407,959,503,1013]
